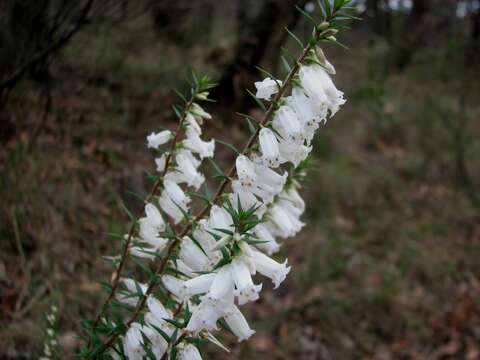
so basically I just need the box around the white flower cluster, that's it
[40,304,59,360]
[119,54,345,359]
[119,99,216,359]
[129,102,215,260]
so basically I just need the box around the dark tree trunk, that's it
[367,0,394,39]
[1,0,52,82]
[471,1,480,62]
[391,0,432,71]
[151,0,191,45]
[367,0,381,33]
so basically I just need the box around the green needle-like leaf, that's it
[295,5,317,26]
[207,158,225,177]
[246,89,267,112]
[285,27,304,48]
[216,139,241,155]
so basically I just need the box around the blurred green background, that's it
[1,0,480,359]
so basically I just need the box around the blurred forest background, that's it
[1,0,480,359]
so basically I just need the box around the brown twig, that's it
[0,0,94,92]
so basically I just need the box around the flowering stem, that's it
[181,27,324,235]
[89,97,194,333]
[88,25,329,358]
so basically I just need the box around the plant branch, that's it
[89,97,195,332]
[89,25,328,357]
[0,0,95,92]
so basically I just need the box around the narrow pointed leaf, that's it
[216,139,241,155]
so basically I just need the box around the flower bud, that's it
[317,21,329,30]
[211,235,231,252]
[196,92,209,101]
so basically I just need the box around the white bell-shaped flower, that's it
[299,64,345,117]
[230,180,266,218]
[137,204,164,248]
[173,258,196,277]
[159,179,190,224]
[253,223,280,255]
[167,151,205,190]
[254,77,282,100]
[235,155,287,204]
[178,149,201,168]
[259,128,282,168]
[109,349,121,360]
[181,273,216,299]
[121,278,147,294]
[185,268,235,331]
[142,325,169,359]
[277,197,303,218]
[179,236,211,272]
[278,138,312,168]
[272,105,304,145]
[183,133,215,159]
[155,153,168,173]
[146,296,172,322]
[138,219,158,243]
[191,103,212,122]
[164,179,190,207]
[161,275,187,301]
[123,324,145,360]
[193,220,222,264]
[185,113,202,135]
[299,65,328,103]
[145,311,173,334]
[144,203,165,232]
[207,264,234,302]
[117,278,147,307]
[231,258,262,305]
[236,155,256,190]
[144,310,175,352]
[282,187,306,214]
[186,296,224,332]
[177,343,203,360]
[137,223,168,250]
[288,87,328,143]
[223,305,256,342]
[249,162,287,203]
[251,250,291,289]
[147,130,172,149]
[267,201,305,238]
[130,244,162,260]
[158,192,184,224]
[206,205,234,237]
